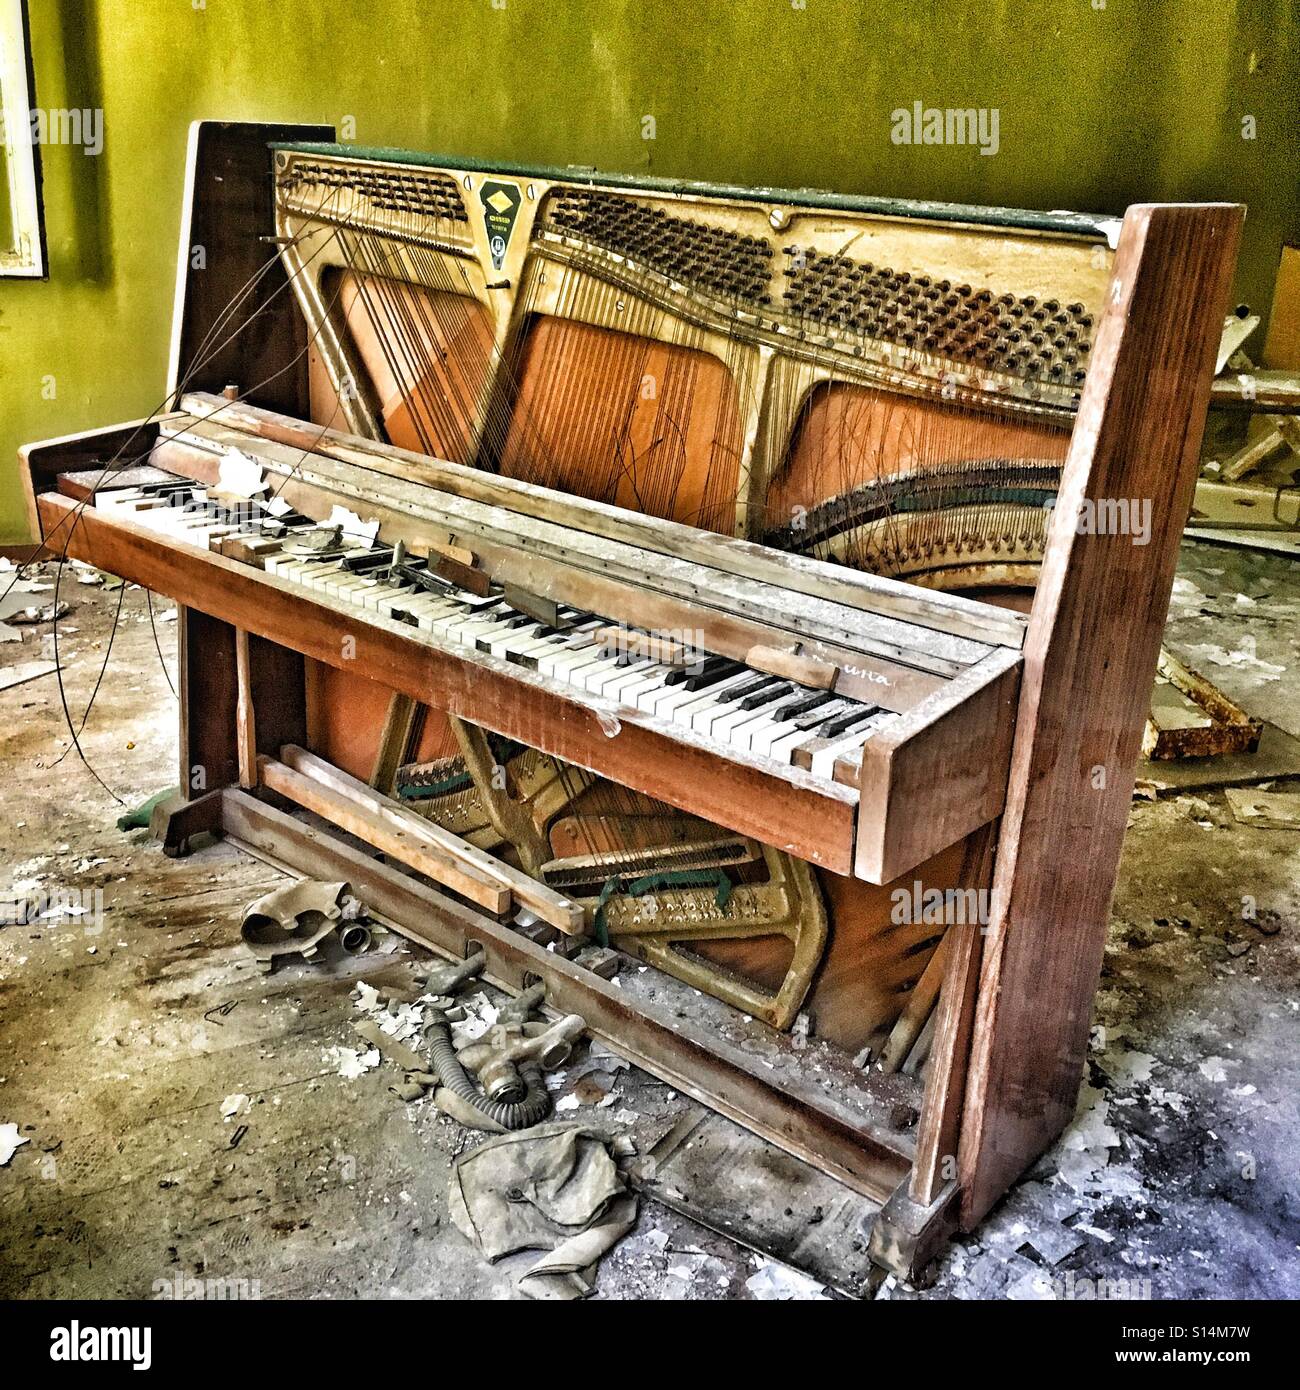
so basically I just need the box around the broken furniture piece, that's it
[1144,649,1263,761]
[19,122,1241,1280]
[1193,279,1300,553]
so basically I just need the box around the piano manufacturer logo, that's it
[480,180,523,270]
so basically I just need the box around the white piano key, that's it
[763,725,820,763]
[411,597,467,632]
[322,570,373,602]
[471,618,528,651]
[485,623,544,659]
[600,659,658,700]
[808,721,885,780]
[611,664,664,706]
[576,653,630,693]
[713,691,800,749]
[506,630,567,666]
[539,640,607,681]
[681,673,756,732]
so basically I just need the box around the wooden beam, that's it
[908,822,996,1207]
[234,629,257,789]
[258,756,512,916]
[958,203,1243,1226]
[369,692,424,793]
[278,744,585,934]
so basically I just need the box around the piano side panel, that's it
[960,203,1243,1226]
[170,121,332,414]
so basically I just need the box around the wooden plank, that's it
[234,629,257,788]
[257,755,512,915]
[855,648,1021,883]
[909,822,996,1206]
[878,933,951,1074]
[1190,478,1300,529]
[181,392,1028,650]
[35,492,860,874]
[1208,368,1300,413]
[219,789,915,1203]
[279,743,585,934]
[959,203,1243,1227]
[369,692,423,792]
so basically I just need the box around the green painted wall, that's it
[2,0,1297,541]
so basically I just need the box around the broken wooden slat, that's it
[279,743,585,935]
[258,755,512,916]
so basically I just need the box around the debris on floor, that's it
[327,1045,381,1080]
[744,1258,831,1301]
[0,1123,30,1166]
[449,1121,638,1299]
[0,660,58,693]
[2,545,1296,1300]
[1224,786,1300,829]
[240,879,366,972]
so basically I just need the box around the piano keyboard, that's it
[93,481,895,785]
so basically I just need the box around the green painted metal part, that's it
[272,141,1113,239]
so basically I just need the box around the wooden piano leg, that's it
[151,788,226,858]
[869,1182,960,1286]
[160,606,304,856]
[178,605,239,804]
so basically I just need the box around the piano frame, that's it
[19,122,1241,1279]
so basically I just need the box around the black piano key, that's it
[343,547,395,572]
[819,705,879,738]
[717,674,778,705]
[739,680,793,711]
[682,657,743,691]
[774,691,835,722]
[791,699,851,731]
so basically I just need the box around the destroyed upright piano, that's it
[20,121,1242,1277]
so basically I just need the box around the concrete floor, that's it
[1,539,1297,1300]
